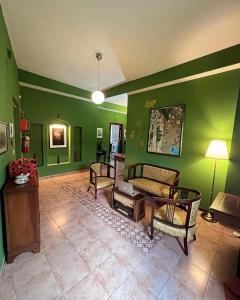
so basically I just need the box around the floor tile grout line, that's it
[61,254,113,299]
[202,238,221,299]
[181,253,212,276]
[156,273,171,298]
[14,270,53,295]
[50,251,91,296]
[172,272,206,299]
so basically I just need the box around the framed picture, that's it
[147,105,185,157]
[0,121,8,155]
[49,124,67,148]
[97,128,103,139]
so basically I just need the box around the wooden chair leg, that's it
[193,234,196,241]
[94,187,97,199]
[150,204,154,240]
[87,185,90,192]
[150,225,154,240]
[184,237,188,256]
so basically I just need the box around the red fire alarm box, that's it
[20,119,29,131]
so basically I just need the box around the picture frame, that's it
[147,104,185,157]
[49,124,67,148]
[97,128,103,139]
[0,121,8,155]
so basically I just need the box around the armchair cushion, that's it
[153,219,196,238]
[128,178,170,197]
[154,205,186,226]
[90,176,115,189]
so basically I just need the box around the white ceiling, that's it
[1,0,240,97]
[106,94,128,107]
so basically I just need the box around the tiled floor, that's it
[0,171,239,300]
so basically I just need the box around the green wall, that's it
[225,89,240,195]
[125,70,240,209]
[0,6,20,267]
[20,72,127,176]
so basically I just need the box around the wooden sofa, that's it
[128,163,180,198]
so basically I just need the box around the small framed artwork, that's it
[0,121,8,155]
[97,128,103,139]
[49,124,67,148]
[147,105,185,157]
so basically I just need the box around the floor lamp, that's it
[201,140,229,222]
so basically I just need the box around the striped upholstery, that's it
[142,165,177,185]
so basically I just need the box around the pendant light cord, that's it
[98,59,100,91]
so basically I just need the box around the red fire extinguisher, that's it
[22,136,30,153]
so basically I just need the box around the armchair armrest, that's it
[128,164,136,180]
[89,167,97,185]
[173,173,180,186]
[128,163,142,179]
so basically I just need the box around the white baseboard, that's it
[39,169,89,180]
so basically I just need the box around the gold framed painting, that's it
[147,105,185,157]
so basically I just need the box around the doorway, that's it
[109,123,123,161]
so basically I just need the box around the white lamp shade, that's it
[91,90,105,104]
[205,140,229,160]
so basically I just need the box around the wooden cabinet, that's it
[2,177,40,263]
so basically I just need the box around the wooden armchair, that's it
[88,162,116,199]
[150,187,202,255]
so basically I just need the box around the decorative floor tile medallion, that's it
[61,181,163,253]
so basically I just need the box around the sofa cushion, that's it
[128,178,170,197]
[142,165,177,185]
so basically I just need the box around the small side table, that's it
[96,150,106,162]
[210,192,240,278]
[113,153,125,168]
[112,187,145,222]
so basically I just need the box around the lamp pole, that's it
[210,159,217,204]
[201,159,217,222]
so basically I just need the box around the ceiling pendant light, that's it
[91,52,105,104]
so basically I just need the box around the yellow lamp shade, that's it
[205,140,229,160]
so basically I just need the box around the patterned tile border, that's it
[61,181,163,253]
